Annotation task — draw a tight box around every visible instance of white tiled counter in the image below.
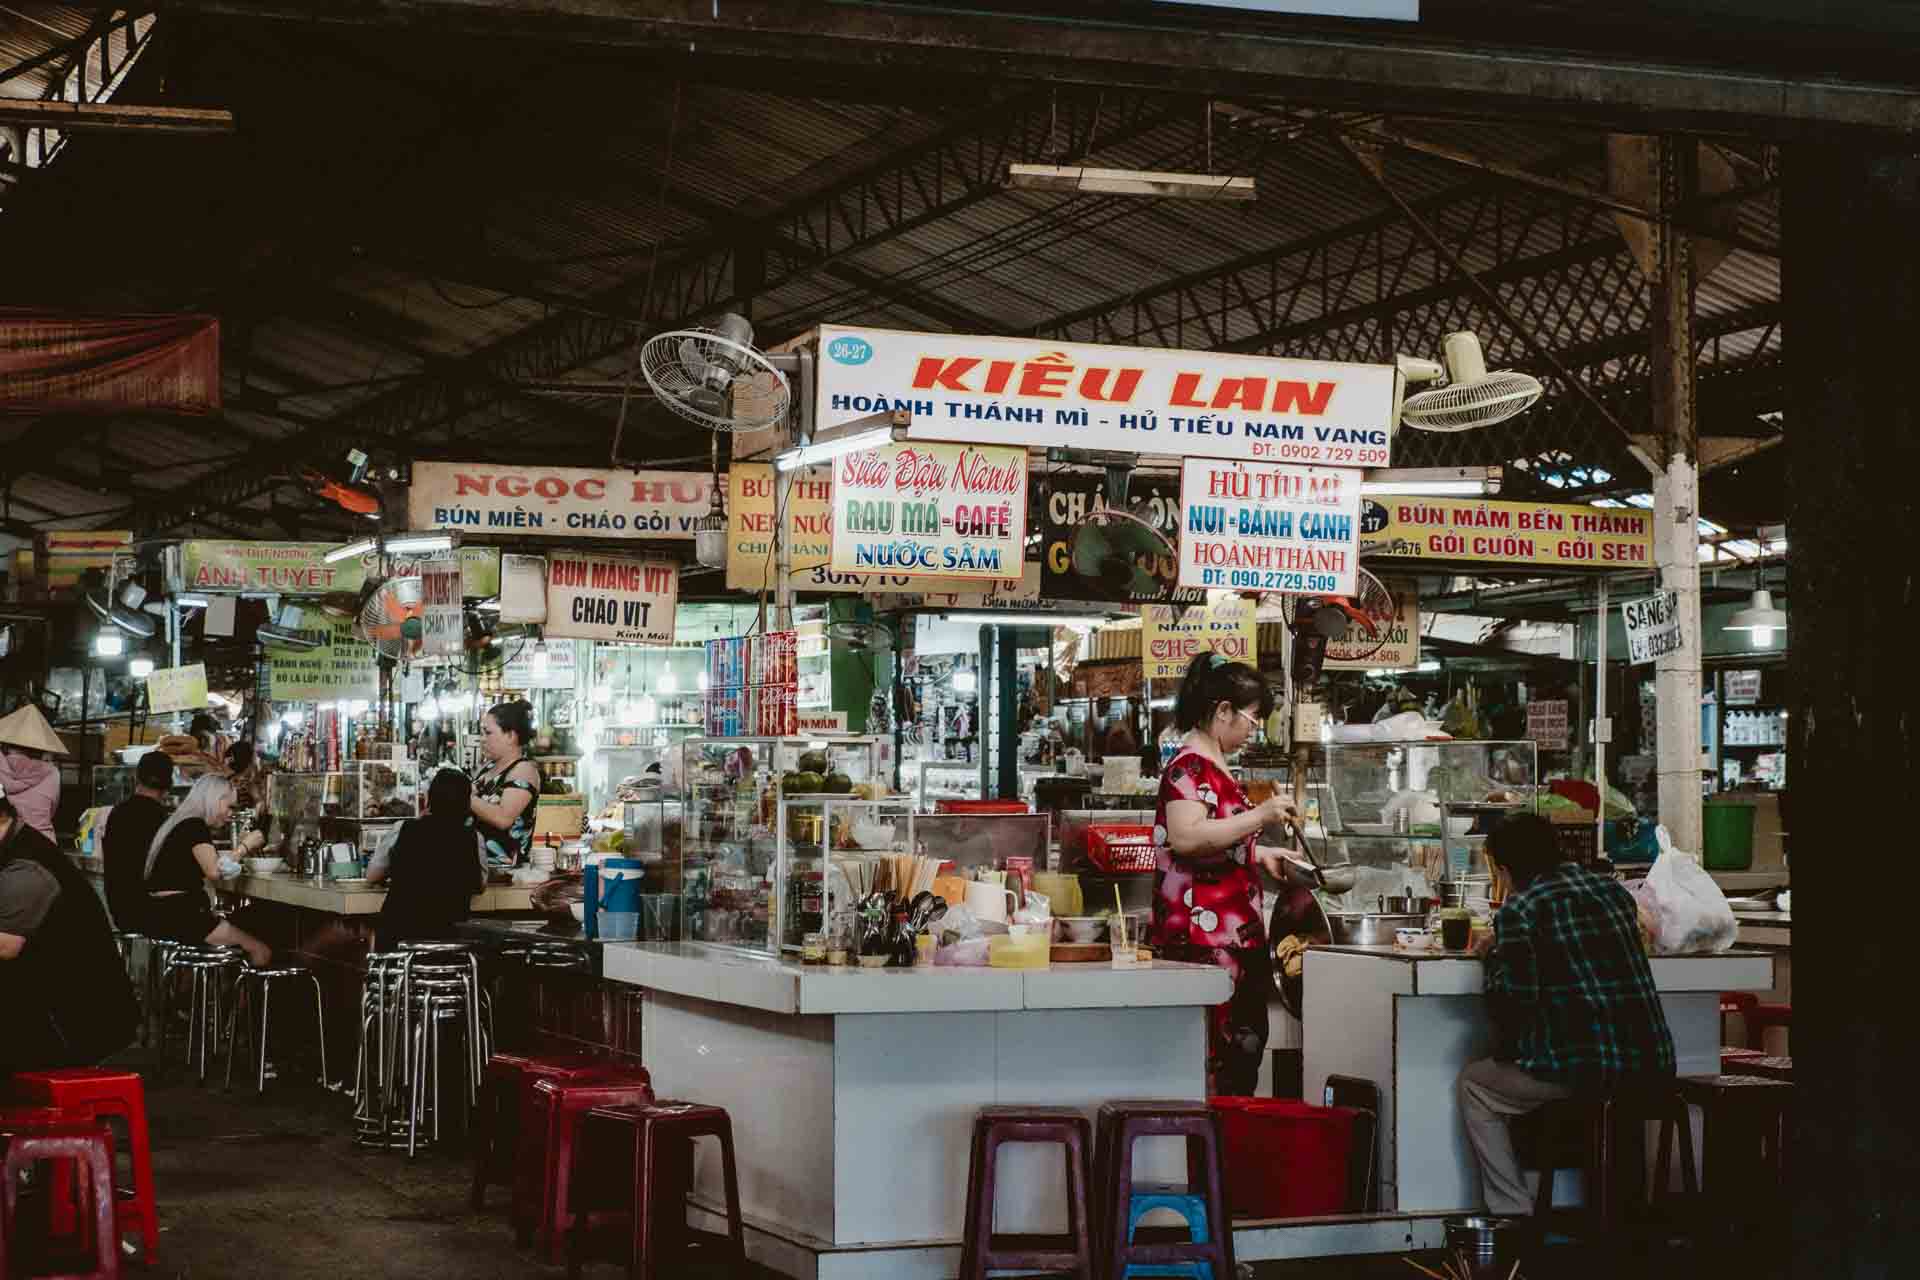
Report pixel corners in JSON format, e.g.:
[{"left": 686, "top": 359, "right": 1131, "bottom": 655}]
[
  {"left": 1303, "top": 945, "right": 1777, "bottom": 1215},
  {"left": 601, "top": 942, "right": 1230, "bottom": 1280}
]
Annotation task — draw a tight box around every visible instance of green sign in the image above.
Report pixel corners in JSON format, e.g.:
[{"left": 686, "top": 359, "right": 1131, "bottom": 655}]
[
  {"left": 265, "top": 615, "right": 379, "bottom": 702},
  {"left": 178, "top": 541, "right": 501, "bottom": 598}
]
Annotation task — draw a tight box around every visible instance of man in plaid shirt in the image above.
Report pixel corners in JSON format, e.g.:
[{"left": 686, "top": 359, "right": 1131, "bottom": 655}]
[{"left": 1458, "top": 815, "right": 1675, "bottom": 1214}]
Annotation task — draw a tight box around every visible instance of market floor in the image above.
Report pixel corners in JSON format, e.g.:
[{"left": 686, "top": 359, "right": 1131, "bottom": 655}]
[{"left": 66, "top": 1058, "right": 1777, "bottom": 1280}]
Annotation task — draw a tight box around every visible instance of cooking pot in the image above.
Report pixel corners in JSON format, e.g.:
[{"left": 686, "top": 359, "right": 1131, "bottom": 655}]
[{"left": 1324, "top": 912, "right": 1430, "bottom": 946}]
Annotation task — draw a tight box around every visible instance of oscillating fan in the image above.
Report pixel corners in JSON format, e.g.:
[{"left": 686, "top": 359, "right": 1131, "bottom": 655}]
[
  {"left": 1069, "top": 508, "right": 1178, "bottom": 598},
  {"left": 1273, "top": 568, "right": 1393, "bottom": 682},
  {"left": 1399, "top": 332, "right": 1544, "bottom": 432},
  {"left": 354, "top": 577, "right": 424, "bottom": 661},
  {"left": 829, "top": 620, "right": 896, "bottom": 655},
  {"left": 460, "top": 609, "right": 534, "bottom": 676},
  {"left": 640, "top": 313, "right": 791, "bottom": 433},
  {"left": 85, "top": 577, "right": 158, "bottom": 639}
]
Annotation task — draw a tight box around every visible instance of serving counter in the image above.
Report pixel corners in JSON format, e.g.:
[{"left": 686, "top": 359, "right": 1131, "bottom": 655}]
[
  {"left": 601, "top": 942, "right": 1229, "bottom": 1280},
  {"left": 1302, "top": 945, "right": 1777, "bottom": 1215}
]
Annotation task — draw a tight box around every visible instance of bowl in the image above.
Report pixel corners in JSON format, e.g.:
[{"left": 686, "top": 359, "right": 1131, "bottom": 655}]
[
  {"left": 1055, "top": 916, "right": 1106, "bottom": 944},
  {"left": 245, "top": 857, "right": 286, "bottom": 875},
  {"left": 1443, "top": 1216, "right": 1524, "bottom": 1272},
  {"left": 857, "top": 955, "right": 889, "bottom": 969},
  {"left": 569, "top": 901, "right": 586, "bottom": 923}
]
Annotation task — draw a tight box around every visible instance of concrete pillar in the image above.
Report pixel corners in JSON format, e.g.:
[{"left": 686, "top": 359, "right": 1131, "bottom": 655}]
[
  {"left": 1783, "top": 142, "right": 1920, "bottom": 1276},
  {"left": 1650, "top": 136, "right": 1704, "bottom": 855}
]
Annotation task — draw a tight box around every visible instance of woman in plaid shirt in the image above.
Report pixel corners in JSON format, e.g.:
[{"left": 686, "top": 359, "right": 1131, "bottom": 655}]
[{"left": 1458, "top": 814, "right": 1675, "bottom": 1214}]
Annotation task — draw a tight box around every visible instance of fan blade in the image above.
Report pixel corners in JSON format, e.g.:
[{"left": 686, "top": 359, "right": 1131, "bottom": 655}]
[{"left": 678, "top": 336, "right": 712, "bottom": 384}]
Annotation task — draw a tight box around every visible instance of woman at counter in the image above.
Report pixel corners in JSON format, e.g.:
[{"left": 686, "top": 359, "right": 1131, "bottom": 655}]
[
  {"left": 142, "top": 774, "right": 272, "bottom": 968},
  {"left": 470, "top": 700, "right": 542, "bottom": 868},
  {"left": 1151, "top": 653, "right": 1303, "bottom": 1095},
  {"left": 369, "top": 768, "right": 486, "bottom": 952}
]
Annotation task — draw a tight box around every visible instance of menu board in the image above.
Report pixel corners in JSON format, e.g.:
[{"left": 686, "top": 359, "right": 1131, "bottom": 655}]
[
  {"left": 543, "top": 553, "right": 677, "bottom": 645},
  {"left": 265, "top": 615, "right": 379, "bottom": 702},
  {"left": 828, "top": 441, "right": 1028, "bottom": 579},
  {"left": 1175, "top": 457, "right": 1360, "bottom": 595},
  {"left": 1140, "top": 597, "right": 1258, "bottom": 680}
]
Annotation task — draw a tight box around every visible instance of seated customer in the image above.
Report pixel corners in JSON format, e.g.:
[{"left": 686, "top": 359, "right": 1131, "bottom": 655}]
[
  {"left": 368, "top": 768, "right": 486, "bottom": 953},
  {"left": 1, "top": 788, "right": 138, "bottom": 1071},
  {"left": 103, "top": 750, "right": 174, "bottom": 933},
  {"left": 1457, "top": 814, "right": 1675, "bottom": 1215},
  {"left": 143, "top": 774, "right": 272, "bottom": 968}
]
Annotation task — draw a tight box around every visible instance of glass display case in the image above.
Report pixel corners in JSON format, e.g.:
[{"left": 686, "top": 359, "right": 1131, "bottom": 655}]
[
  {"left": 265, "top": 771, "right": 390, "bottom": 875},
  {"left": 1310, "top": 739, "right": 1538, "bottom": 915},
  {"left": 618, "top": 797, "right": 686, "bottom": 859},
  {"left": 354, "top": 760, "right": 421, "bottom": 819},
  {"left": 778, "top": 794, "right": 915, "bottom": 954},
  {"left": 678, "top": 735, "right": 882, "bottom": 956},
  {"left": 917, "top": 759, "right": 981, "bottom": 807}
]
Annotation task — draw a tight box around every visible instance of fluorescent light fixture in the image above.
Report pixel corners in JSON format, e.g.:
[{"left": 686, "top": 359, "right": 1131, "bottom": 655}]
[
  {"left": 385, "top": 532, "right": 456, "bottom": 556},
  {"left": 129, "top": 657, "right": 155, "bottom": 678},
  {"left": 937, "top": 611, "right": 1116, "bottom": 626},
  {"left": 1361, "top": 466, "right": 1501, "bottom": 497},
  {"left": 1008, "top": 162, "right": 1257, "bottom": 201},
  {"left": 950, "top": 670, "right": 978, "bottom": 694},
  {"left": 281, "top": 710, "right": 304, "bottom": 727},
  {"left": 324, "top": 538, "right": 377, "bottom": 564},
  {"left": 1418, "top": 660, "right": 1441, "bottom": 672},
  {"left": 173, "top": 594, "right": 210, "bottom": 608},
  {"left": 347, "top": 699, "right": 371, "bottom": 715},
  {"left": 94, "top": 631, "right": 124, "bottom": 657},
  {"left": 775, "top": 424, "right": 895, "bottom": 472}
]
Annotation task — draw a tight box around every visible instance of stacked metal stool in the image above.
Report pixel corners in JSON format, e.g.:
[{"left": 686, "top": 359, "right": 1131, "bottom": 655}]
[{"left": 352, "top": 942, "right": 492, "bottom": 1155}]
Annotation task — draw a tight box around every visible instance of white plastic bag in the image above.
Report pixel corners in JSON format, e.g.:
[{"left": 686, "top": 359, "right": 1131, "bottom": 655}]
[{"left": 1627, "top": 827, "right": 1737, "bottom": 954}]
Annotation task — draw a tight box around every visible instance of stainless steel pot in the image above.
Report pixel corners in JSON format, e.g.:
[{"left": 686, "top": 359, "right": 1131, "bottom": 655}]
[
  {"left": 1324, "top": 913, "right": 1430, "bottom": 946},
  {"left": 1385, "top": 895, "right": 1433, "bottom": 915},
  {"left": 1443, "top": 1215, "right": 1524, "bottom": 1274}
]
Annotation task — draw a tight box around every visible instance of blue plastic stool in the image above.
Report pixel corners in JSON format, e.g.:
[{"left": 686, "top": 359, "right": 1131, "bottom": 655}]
[{"left": 1121, "top": 1183, "right": 1214, "bottom": 1280}]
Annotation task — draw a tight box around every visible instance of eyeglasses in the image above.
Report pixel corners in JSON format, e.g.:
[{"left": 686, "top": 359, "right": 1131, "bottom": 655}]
[{"left": 1233, "top": 709, "right": 1263, "bottom": 729}]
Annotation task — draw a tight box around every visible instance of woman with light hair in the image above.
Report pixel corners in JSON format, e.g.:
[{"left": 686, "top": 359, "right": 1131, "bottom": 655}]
[{"left": 143, "top": 773, "right": 271, "bottom": 967}]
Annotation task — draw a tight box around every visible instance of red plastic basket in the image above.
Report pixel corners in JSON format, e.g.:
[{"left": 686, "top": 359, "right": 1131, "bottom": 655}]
[{"left": 1085, "top": 824, "right": 1157, "bottom": 873}]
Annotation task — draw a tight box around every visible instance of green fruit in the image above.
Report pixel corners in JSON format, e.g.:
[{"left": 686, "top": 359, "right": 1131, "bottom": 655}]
[
  {"left": 798, "top": 750, "right": 831, "bottom": 775},
  {"left": 792, "top": 771, "right": 825, "bottom": 794},
  {"left": 781, "top": 771, "right": 803, "bottom": 792},
  {"left": 823, "top": 772, "right": 853, "bottom": 795}
]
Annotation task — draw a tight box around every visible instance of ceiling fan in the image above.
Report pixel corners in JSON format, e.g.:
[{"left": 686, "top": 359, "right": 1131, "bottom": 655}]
[{"left": 640, "top": 313, "right": 792, "bottom": 434}]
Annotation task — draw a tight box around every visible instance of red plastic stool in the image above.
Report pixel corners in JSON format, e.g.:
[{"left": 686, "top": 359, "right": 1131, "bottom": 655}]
[
  {"left": 12, "top": 1069, "right": 159, "bottom": 1267},
  {"left": 1208, "top": 1097, "right": 1363, "bottom": 1218},
  {"left": 517, "top": 1075, "right": 656, "bottom": 1262},
  {"left": 0, "top": 1120, "right": 120, "bottom": 1279},
  {"left": 564, "top": 1101, "right": 745, "bottom": 1279},
  {"left": 470, "top": 1052, "right": 638, "bottom": 1212},
  {"left": 1095, "top": 1100, "right": 1235, "bottom": 1280},
  {"left": 1745, "top": 1003, "right": 1791, "bottom": 1053},
  {"left": 961, "top": 1105, "right": 1095, "bottom": 1280}
]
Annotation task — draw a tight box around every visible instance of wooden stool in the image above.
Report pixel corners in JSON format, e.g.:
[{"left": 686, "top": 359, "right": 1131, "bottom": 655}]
[
  {"left": 961, "top": 1105, "right": 1095, "bottom": 1280},
  {"left": 1093, "top": 1100, "right": 1232, "bottom": 1280},
  {"left": 1676, "top": 1073, "right": 1792, "bottom": 1237},
  {"left": 564, "top": 1101, "right": 745, "bottom": 1279},
  {"left": 518, "top": 1076, "right": 656, "bottom": 1262},
  {"left": 0, "top": 1120, "right": 121, "bottom": 1279},
  {"left": 1521, "top": 1083, "right": 1697, "bottom": 1241},
  {"left": 470, "top": 1052, "right": 637, "bottom": 1212},
  {"left": 11, "top": 1069, "right": 160, "bottom": 1267}
]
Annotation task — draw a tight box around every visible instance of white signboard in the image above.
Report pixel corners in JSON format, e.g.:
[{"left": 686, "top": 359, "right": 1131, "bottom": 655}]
[
  {"left": 419, "top": 558, "right": 464, "bottom": 657},
  {"left": 145, "top": 663, "right": 208, "bottom": 715},
  {"left": 828, "top": 440, "right": 1028, "bottom": 579},
  {"left": 544, "top": 553, "right": 678, "bottom": 645},
  {"left": 868, "top": 562, "right": 1043, "bottom": 611},
  {"left": 1621, "top": 590, "right": 1684, "bottom": 666},
  {"left": 503, "top": 639, "right": 578, "bottom": 690},
  {"left": 1175, "top": 457, "right": 1360, "bottom": 595},
  {"left": 798, "top": 711, "right": 849, "bottom": 734},
  {"left": 817, "top": 325, "right": 1398, "bottom": 468},
  {"left": 1724, "top": 669, "right": 1762, "bottom": 705},
  {"left": 1526, "top": 699, "right": 1570, "bottom": 751},
  {"left": 1324, "top": 577, "right": 1420, "bottom": 671},
  {"left": 408, "top": 462, "right": 715, "bottom": 540},
  {"left": 498, "top": 553, "right": 548, "bottom": 623}
]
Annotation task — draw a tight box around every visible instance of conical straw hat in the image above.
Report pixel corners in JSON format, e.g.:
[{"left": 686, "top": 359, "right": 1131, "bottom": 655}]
[{"left": 0, "top": 703, "right": 69, "bottom": 756}]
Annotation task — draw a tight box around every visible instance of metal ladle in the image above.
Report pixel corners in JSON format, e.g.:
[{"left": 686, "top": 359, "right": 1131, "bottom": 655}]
[{"left": 1286, "top": 818, "right": 1359, "bottom": 896}]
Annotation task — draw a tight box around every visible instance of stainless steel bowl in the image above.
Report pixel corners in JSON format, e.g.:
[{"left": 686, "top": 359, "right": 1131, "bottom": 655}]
[
  {"left": 1324, "top": 912, "right": 1430, "bottom": 946},
  {"left": 1443, "top": 1215, "right": 1525, "bottom": 1273}
]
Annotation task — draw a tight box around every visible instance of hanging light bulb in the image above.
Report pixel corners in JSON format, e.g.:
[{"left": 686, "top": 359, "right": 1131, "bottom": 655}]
[
  {"left": 659, "top": 670, "right": 678, "bottom": 695},
  {"left": 592, "top": 681, "right": 613, "bottom": 705},
  {"left": 531, "top": 642, "right": 551, "bottom": 679},
  {"left": 617, "top": 696, "right": 639, "bottom": 724},
  {"left": 698, "top": 670, "right": 710, "bottom": 691},
  {"left": 129, "top": 657, "right": 155, "bottom": 679},
  {"left": 638, "top": 694, "right": 659, "bottom": 725},
  {"left": 94, "top": 631, "right": 124, "bottom": 657},
  {"left": 419, "top": 697, "right": 440, "bottom": 721}
]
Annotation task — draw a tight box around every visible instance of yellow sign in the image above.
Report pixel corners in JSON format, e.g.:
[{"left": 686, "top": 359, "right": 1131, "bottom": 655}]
[
  {"left": 265, "top": 615, "right": 379, "bottom": 702},
  {"left": 1324, "top": 577, "right": 1420, "bottom": 671},
  {"left": 1359, "top": 497, "right": 1653, "bottom": 569},
  {"left": 726, "top": 462, "right": 1037, "bottom": 596},
  {"left": 145, "top": 663, "right": 209, "bottom": 715},
  {"left": 1141, "top": 597, "right": 1258, "bottom": 681}
]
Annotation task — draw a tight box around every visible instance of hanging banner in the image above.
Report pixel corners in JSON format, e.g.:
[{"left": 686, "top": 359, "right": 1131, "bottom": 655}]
[
  {"left": 1358, "top": 497, "right": 1653, "bottom": 569},
  {"left": 817, "top": 324, "right": 1396, "bottom": 467},
  {"left": 265, "top": 615, "right": 379, "bottom": 702},
  {"left": 0, "top": 309, "right": 220, "bottom": 415},
  {"left": 1176, "top": 457, "right": 1360, "bottom": 595},
  {"left": 174, "top": 541, "right": 499, "bottom": 597},
  {"left": 42, "top": 530, "right": 132, "bottom": 595},
  {"left": 499, "top": 553, "right": 548, "bottom": 623},
  {"left": 407, "top": 462, "right": 715, "bottom": 539},
  {"left": 1622, "top": 590, "right": 1684, "bottom": 665},
  {"left": 145, "top": 663, "right": 209, "bottom": 715},
  {"left": 827, "top": 441, "right": 1028, "bottom": 580},
  {"left": 1324, "top": 577, "right": 1421, "bottom": 671},
  {"left": 503, "top": 639, "right": 578, "bottom": 690},
  {"left": 1526, "top": 699, "right": 1570, "bottom": 751},
  {"left": 544, "top": 553, "right": 678, "bottom": 645},
  {"left": 727, "top": 462, "right": 1036, "bottom": 597},
  {"left": 1037, "top": 472, "right": 1198, "bottom": 605},
  {"left": 1140, "top": 597, "right": 1258, "bottom": 680},
  {"left": 419, "top": 558, "right": 464, "bottom": 657}
]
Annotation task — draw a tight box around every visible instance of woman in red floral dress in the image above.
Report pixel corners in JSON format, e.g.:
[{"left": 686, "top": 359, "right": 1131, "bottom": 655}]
[{"left": 1152, "top": 653, "right": 1310, "bottom": 1095}]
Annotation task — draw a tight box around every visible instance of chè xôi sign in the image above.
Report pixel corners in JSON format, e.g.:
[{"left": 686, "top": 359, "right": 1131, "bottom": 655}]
[
  {"left": 828, "top": 441, "right": 1028, "bottom": 579},
  {"left": 543, "top": 553, "right": 677, "bottom": 645},
  {"left": 1141, "top": 597, "right": 1258, "bottom": 680}
]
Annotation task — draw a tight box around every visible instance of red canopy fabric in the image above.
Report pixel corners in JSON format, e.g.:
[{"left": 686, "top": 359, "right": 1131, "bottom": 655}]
[{"left": 0, "top": 308, "right": 219, "bottom": 415}]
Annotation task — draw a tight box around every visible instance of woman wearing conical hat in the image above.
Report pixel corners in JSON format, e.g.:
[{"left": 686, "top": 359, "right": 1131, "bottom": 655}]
[{"left": 0, "top": 704, "right": 67, "bottom": 844}]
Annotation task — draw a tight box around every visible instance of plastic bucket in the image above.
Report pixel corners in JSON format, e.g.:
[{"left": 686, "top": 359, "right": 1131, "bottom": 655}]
[{"left": 1702, "top": 801, "right": 1756, "bottom": 871}]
